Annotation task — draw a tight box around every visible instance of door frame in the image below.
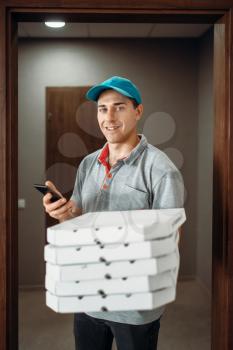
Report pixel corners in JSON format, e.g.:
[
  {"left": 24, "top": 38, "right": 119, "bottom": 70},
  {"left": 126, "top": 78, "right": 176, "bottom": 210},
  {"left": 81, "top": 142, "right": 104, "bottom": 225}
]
[{"left": 0, "top": 1, "right": 233, "bottom": 350}]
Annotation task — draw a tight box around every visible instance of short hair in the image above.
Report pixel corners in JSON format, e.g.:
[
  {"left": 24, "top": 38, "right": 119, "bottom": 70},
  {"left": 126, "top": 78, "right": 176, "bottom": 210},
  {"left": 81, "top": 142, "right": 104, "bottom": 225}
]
[{"left": 130, "top": 98, "right": 139, "bottom": 109}]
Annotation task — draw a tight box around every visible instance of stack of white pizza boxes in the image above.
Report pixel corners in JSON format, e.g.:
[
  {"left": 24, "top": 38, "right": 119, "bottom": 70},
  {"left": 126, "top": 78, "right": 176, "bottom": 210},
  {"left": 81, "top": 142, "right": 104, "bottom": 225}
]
[{"left": 45, "top": 208, "right": 186, "bottom": 313}]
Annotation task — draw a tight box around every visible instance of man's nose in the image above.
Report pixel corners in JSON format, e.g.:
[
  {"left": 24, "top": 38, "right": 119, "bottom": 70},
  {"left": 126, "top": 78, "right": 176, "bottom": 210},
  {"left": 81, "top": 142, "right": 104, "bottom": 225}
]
[{"left": 105, "top": 108, "right": 115, "bottom": 119}]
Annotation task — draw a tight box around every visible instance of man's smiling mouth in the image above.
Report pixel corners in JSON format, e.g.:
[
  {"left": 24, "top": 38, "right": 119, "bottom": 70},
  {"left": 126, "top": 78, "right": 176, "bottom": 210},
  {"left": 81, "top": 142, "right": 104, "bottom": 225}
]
[{"left": 105, "top": 126, "right": 121, "bottom": 131}]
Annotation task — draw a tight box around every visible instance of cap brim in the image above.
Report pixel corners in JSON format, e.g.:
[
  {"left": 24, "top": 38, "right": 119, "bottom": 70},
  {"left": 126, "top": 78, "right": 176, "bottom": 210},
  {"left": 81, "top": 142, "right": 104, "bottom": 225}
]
[{"left": 86, "top": 84, "right": 136, "bottom": 102}]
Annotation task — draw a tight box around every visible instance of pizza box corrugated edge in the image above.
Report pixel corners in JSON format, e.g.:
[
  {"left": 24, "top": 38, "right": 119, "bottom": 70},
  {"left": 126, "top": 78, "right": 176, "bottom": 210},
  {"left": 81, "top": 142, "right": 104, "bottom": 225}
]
[
  {"left": 47, "top": 209, "right": 186, "bottom": 246},
  {"left": 45, "top": 252, "right": 178, "bottom": 281},
  {"left": 46, "top": 286, "right": 176, "bottom": 313}
]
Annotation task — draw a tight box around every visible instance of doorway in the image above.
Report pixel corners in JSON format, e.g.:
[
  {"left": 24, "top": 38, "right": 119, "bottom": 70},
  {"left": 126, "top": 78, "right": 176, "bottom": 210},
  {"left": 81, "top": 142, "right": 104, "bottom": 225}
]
[
  {"left": 0, "top": 5, "right": 232, "bottom": 350},
  {"left": 18, "top": 25, "right": 213, "bottom": 349}
]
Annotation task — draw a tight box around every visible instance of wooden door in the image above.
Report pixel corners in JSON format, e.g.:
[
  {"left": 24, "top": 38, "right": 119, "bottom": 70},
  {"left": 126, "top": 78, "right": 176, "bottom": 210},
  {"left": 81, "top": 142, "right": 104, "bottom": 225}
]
[{"left": 46, "top": 87, "right": 105, "bottom": 226}]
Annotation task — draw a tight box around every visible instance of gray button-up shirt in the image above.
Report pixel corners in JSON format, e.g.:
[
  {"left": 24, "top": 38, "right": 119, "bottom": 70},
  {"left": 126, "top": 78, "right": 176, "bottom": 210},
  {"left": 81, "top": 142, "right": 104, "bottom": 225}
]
[{"left": 71, "top": 133, "right": 184, "bottom": 325}]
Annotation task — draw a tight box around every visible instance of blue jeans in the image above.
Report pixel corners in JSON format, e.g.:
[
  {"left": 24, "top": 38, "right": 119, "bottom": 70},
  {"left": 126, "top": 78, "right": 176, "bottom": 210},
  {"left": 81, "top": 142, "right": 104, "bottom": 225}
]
[{"left": 74, "top": 313, "right": 161, "bottom": 350}]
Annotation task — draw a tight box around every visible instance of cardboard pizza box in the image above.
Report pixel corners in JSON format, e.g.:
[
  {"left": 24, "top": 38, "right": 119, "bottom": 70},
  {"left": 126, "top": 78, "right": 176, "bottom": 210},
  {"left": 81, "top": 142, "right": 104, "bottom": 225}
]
[
  {"left": 46, "top": 286, "right": 176, "bottom": 313},
  {"left": 45, "top": 270, "right": 176, "bottom": 296},
  {"left": 47, "top": 208, "right": 186, "bottom": 246},
  {"left": 45, "top": 251, "right": 178, "bottom": 281},
  {"left": 44, "top": 234, "right": 177, "bottom": 265}
]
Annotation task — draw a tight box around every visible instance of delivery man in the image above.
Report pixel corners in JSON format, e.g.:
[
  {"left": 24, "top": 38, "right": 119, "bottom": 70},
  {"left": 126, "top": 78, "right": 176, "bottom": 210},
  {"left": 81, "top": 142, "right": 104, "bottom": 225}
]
[{"left": 43, "top": 76, "right": 184, "bottom": 350}]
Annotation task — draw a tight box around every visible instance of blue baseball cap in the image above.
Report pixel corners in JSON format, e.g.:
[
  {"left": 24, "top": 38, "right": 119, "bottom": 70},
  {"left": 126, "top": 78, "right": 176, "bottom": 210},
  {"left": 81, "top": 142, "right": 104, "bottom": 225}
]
[{"left": 86, "top": 76, "right": 142, "bottom": 105}]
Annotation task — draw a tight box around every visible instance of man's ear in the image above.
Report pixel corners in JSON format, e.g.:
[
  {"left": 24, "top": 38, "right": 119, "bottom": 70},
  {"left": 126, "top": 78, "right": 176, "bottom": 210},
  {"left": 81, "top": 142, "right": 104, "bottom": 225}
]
[{"left": 135, "top": 104, "right": 143, "bottom": 121}]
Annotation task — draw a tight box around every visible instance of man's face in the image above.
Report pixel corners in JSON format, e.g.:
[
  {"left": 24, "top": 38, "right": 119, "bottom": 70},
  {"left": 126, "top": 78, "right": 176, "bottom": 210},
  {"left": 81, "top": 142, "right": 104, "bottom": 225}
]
[{"left": 97, "top": 89, "right": 143, "bottom": 144}]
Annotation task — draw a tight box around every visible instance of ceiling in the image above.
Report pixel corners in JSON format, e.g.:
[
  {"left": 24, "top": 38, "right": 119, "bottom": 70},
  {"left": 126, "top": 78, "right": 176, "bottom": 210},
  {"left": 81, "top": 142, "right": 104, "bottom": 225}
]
[{"left": 18, "top": 22, "right": 213, "bottom": 38}]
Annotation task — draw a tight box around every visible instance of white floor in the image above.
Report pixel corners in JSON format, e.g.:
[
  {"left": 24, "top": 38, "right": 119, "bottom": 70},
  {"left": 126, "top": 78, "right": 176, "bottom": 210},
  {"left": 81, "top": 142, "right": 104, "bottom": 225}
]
[{"left": 19, "top": 280, "right": 211, "bottom": 350}]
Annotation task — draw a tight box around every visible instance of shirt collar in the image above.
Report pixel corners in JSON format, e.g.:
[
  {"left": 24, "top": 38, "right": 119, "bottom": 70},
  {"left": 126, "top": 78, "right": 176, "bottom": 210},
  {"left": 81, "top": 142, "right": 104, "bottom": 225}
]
[
  {"left": 98, "top": 134, "right": 148, "bottom": 169},
  {"left": 123, "top": 134, "right": 148, "bottom": 165},
  {"left": 98, "top": 142, "right": 111, "bottom": 173}
]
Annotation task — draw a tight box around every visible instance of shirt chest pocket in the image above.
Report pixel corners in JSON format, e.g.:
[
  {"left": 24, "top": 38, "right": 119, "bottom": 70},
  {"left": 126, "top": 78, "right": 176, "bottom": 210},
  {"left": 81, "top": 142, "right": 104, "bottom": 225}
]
[{"left": 113, "top": 184, "right": 150, "bottom": 211}]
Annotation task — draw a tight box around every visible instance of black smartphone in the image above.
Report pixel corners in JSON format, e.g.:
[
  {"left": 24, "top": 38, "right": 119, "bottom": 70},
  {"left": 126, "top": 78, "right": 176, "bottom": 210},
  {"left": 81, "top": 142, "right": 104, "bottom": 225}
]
[{"left": 33, "top": 184, "right": 63, "bottom": 203}]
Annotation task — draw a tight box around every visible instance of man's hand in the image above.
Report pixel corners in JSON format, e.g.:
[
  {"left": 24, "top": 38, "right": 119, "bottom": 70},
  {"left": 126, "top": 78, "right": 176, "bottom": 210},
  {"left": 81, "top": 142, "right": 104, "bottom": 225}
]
[{"left": 43, "top": 180, "right": 82, "bottom": 222}]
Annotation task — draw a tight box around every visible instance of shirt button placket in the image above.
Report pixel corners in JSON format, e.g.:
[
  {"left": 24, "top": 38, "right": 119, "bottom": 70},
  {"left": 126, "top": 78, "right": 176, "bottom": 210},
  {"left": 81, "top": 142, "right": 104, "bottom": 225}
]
[{"left": 102, "top": 172, "right": 112, "bottom": 190}]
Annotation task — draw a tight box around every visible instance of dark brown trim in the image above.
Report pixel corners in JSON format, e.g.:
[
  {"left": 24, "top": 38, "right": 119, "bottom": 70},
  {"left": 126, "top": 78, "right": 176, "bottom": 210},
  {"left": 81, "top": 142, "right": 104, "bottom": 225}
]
[
  {"left": 225, "top": 8, "right": 233, "bottom": 349},
  {"left": 212, "top": 11, "right": 230, "bottom": 350},
  {"left": 0, "top": 2, "right": 233, "bottom": 350},
  {"left": 228, "top": 9, "right": 233, "bottom": 350},
  {"left": 11, "top": 10, "right": 224, "bottom": 23},
  {"left": 0, "top": 4, "right": 7, "bottom": 350},
  {"left": 6, "top": 8, "right": 18, "bottom": 350},
  {"left": 2, "top": 0, "right": 233, "bottom": 10},
  {"left": 9, "top": 7, "right": 225, "bottom": 22}
]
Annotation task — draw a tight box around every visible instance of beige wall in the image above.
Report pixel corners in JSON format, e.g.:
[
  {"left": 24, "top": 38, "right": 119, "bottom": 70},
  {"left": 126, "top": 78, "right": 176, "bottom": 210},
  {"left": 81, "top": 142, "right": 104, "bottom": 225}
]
[
  {"left": 18, "top": 35, "right": 212, "bottom": 287},
  {"left": 196, "top": 28, "right": 213, "bottom": 291}
]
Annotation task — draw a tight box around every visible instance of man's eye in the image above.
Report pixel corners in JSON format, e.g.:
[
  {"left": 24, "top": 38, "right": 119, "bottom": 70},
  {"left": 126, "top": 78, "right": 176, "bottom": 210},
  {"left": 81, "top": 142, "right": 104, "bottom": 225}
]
[
  {"left": 116, "top": 106, "right": 124, "bottom": 111},
  {"left": 99, "top": 108, "right": 107, "bottom": 113}
]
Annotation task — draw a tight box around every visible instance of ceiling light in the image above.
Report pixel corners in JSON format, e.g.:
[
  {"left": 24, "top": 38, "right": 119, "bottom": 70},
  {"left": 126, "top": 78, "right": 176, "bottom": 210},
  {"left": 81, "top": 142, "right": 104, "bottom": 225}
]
[{"left": 45, "top": 22, "right": 65, "bottom": 28}]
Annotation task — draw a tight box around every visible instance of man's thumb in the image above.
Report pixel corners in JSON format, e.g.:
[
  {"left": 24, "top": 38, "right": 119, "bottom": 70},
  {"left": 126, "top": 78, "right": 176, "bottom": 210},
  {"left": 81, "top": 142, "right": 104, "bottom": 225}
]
[{"left": 45, "top": 180, "right": 63, "bottom": 198}]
